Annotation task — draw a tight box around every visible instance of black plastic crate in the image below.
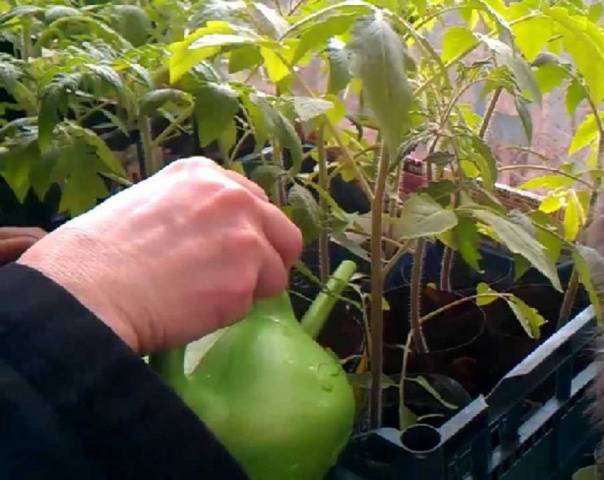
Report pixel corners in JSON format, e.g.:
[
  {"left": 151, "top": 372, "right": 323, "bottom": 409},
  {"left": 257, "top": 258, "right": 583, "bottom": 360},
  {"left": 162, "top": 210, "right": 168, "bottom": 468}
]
[{"left": 333, "top": 307, "right": 599, "bottom": 479}]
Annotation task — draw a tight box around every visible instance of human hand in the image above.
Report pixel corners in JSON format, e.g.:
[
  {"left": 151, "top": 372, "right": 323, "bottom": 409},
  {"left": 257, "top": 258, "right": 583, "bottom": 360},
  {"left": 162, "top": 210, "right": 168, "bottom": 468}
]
[
  {"left": 19, "top": 157, "right": 302, "bottom": 353},
  {"left": 0, "top": 227, "right": 46, "bottom": 266}
]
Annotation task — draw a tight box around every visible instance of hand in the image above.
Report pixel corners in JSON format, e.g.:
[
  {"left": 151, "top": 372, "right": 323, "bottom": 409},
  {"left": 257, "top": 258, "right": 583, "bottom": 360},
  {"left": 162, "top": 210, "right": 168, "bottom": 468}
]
[
  {"left": 19, "top": 157, "right": 302, "bottom": 353},
  {"left": 0, "top": 227, "right": 46, "bottom": 266}
]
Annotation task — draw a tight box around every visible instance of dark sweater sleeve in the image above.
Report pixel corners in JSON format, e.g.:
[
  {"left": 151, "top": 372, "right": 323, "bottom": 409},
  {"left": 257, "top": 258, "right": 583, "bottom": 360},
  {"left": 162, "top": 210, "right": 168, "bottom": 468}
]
[{"left": 0, "top": 262, "right": 248, "bottom": 480}]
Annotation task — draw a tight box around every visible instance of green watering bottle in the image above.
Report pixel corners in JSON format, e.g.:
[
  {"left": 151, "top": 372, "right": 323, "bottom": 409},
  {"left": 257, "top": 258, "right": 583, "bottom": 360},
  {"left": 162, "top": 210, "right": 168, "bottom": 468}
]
[{"left": 152, "top": 261, "right": 357, "bottom": 479}]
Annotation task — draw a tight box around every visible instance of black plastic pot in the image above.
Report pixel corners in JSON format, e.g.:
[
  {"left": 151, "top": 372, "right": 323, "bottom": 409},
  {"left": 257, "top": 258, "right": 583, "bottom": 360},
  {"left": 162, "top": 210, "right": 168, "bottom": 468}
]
[{"left": 330, "top": 306, "right": 599, "bottom": 479}]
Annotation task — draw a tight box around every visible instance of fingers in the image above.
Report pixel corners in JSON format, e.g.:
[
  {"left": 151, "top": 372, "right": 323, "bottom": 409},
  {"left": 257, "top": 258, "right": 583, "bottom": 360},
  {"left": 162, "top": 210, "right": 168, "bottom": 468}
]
[
  {"left": 0, "top": 227, "right": 46, "bottom": 240},
  {"left": 254, "top": 238, "right": 289, "bottom": 298},
  {"left": 0, "top": 237, "right": 42, "bottom": 265},
  {"left": 260, "top": 201, "right": 303, "bottom": 271},
  {"left": 176, "top": 156, "right": 268, "bottom": 202}
]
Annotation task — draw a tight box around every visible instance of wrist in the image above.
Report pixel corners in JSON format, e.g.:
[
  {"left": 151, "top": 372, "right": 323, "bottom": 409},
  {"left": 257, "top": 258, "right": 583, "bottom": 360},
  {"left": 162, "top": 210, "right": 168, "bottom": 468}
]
[{"left": 17, "top": 229, "right": 141, "bottom": 353}]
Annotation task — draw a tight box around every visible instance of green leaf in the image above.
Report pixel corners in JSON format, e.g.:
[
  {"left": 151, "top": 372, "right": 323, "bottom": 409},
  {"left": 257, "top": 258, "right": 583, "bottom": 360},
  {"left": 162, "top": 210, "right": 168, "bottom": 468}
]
[
  {"left": 441, "top": 26, "right": 476, "bottom": 64},
  {"left": 65, "top": 123, "right": 125, "bottom": 176},
  {"left": 260, "top": 47, "right": 290, "bottom": 83},
  {"left": 573, "top": 465, "right": 598, "bottom": 480},
  {"left": 397, "top": 194, "right": 458, "bottom": 239},
  {"left": 327, "top": 39, "right": 351, "bottom": 94},
  {"left": 54, "top": 143, "right": 109, "bottom": 217},
  {"left": 563, "top": 190, "right": 585, "bottom": 241},
  {"left": 251, "top": 164, "right": 285, "bottom": 194},
  {"left": 530, "top": 210, "right": 563, "bottom": 264},
  {"left": 513, "top": 254, "right": 531, "bottom": 281},
  {"left": 348, "top": 12, "right": 412, "bottom": 151},
  {"left": 284, "top": 0, "right": 371, "bottom": 37},
  {"left": 0, "top": 141, "right": 34, "bottom": 202},
  {"left": 109, "top": 5, "right": 151, "bottom": 47},
  {"left": 506, "top": 295, "right": 547, "bottom": 339},
  {"left": 539, "top": 193, "right": 563, "bottom": 213},
  {"left": 292, "top": 97, "right": 334, "bottom": 122},
  {"left": 547, "top": 7, "right": 604, "bottom": 104},
  {"left": 534, "top": 63, "right": 568, "bottom": 94},
  {"left": 565, "top": 79, "right": 586, "bottom": 117},
  {"left": 229, "top": 45, "right": 263, "bottom": 73},
  {"left": 247, "top": 2, "right": 288, "bottom": 39},
  {"left": 569, "top": 113, "right": 600, "bottom": 154},
  {"left": 479, "top": 35, "right": 541, "bottom": 104},
  {"left": 139, "top": 88, "right": 192, "bottom": 116},
  {"left": 469, "top": 136, "right": 497, "bottom": 189},
  {"left": 519, "top": 174, "right": 576, "bottom": 190},
  {"left": 588, "top": 3, "right": 604, "bottom": 22},
  {"left": 471, "top": 209, "right": 561, "bottom": 291},
  {"left": 453, "top": 215, "right": 481, "bottom": 270},
  {"left": 512, "top": 16, "right": 553, "bottom": 62},
  {"left": 194, "top": 83, "right": 239, "bottom": 147},
  {"left": 38, "top": 72, "right": 81, "bottom": 152},
  {"left": 294, "top": 14, "right": 357, "bottom": 64},
  {"left": 476, "top": 282, "right": 498, "bottom": 306},
  {"left": 573, "top": 245, "right": 604, "bottom": 321},
  {"left": 288, "top": 183, "right": 321, "bottom": 245}
]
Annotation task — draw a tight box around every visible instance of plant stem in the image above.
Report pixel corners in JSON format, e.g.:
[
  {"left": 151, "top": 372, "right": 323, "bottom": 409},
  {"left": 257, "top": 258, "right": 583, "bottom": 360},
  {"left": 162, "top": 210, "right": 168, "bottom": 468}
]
[
  {"left": 440, "top": 245, "right": 454, "bottom": 292},
  {"left": 369, "top": 146, "right": 390, "bottom": 429},
  {"left": 151, "top": 105, "right": 193, "bottom": 149},
  {"left": 301, "top": 260, "right": 357, "bottom": 339},
  {"left": 557, "top": 268, "right": 579, "bottom": 327},
  {"left": 479, "top": 87, "right": 502, "bottom": 139},
  {"left": 410, "top": 238, "right": 428, "bottom": 353},
  {"left": 21, "top": 19, "right": 32, "bottom": 60},
  {"left": 139, "top": 116, "right": 161, "bottom": 175},
  {"left": 272, "top": 138, "right": 285, "bottom": 206},
  {"left": 317, "top": 126, "right": 331, "bottom": 283}
]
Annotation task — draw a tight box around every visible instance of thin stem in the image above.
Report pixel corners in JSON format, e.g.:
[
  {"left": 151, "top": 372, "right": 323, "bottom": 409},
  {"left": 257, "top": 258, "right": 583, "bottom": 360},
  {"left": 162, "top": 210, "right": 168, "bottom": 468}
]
[
  {"left": 383, "top": 240, "right": 412, "bottom": 280},
  {"left": 498, "top": 165, "right": 594, "bottom": 189},
  {"left": 479, "top": 87, "right": 502, "bottom": 139},
  {"left": 21, "top": 19, "right": 32, "bottom": 60},
  {"left": 557, "top": 268, "right": 579, "bottom": 327},
  {"left": 151, "top": 105, "right": 193, "bottom": 149},
  {"left": 369, "top": 146, "right": 390, "bottom": 429},
  {"left": 410, "top": 238, "right": 428, "bottom": 353},
  {"left": 272, "top": 138, "right": 285, "bottom": 207},
  {"left": 139, "top": 116, "right": 161, "bottom": 175},
  {"left": 317, "top": 126, "right": 331, "bottom": 283},
  {"left": 440, "top": 246, "right": 454, "bottom": 292},
  {"left": 229, "top": 130, "right": 252, "bottom": 164}
]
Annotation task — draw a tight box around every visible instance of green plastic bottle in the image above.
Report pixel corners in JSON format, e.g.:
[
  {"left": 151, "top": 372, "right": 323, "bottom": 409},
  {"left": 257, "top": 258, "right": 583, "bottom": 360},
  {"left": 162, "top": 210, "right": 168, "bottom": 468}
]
[{"left": 153, "top": 261, "right": 357, "bottom": 479}]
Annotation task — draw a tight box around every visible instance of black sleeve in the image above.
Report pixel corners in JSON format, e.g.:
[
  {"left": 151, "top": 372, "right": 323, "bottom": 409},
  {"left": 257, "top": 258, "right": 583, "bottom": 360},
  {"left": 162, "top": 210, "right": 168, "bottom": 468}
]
[{"left": 0, "top": 262, "right": 248, "bottom": 480}]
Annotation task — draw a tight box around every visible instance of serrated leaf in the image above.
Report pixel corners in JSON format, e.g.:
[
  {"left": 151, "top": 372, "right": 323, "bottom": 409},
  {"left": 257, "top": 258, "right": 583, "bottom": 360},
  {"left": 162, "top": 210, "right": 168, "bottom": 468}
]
[
  {"left": 284, "top": 0, "right": 371, "bottom": 37},
  {"left": 441, "top": 26, "right": 476, "bottom": 64},
  {"left": 260, "top": 47, "right": 290, "bottom": 83},
  {"left": 327, "top": 39, "right": 351, "bottom": 94},
  {"left": 292, "top": 97, "right": 334, "bottom": 122},
  {"left": 534, "top": 63, "right": 567, "bottom": 94},
  {"left": 348, "top": 12, "right": 412, "bottom": 150},
  {"left": 194, "top": 83, "right": 239, "bottom": 147},
  {"left": 139, "top": 88, "right": 191, "bottom": 116},
  {"left": 65, "top": 123, "right": 125, "bottom": 176},
  {"left": 110, "top": 5, "right": 151, "bottom": 47},
  {"left": 506, "top": 295, "right": 546, "bottom": 339},
  {"left": 513, "top": 254, "right": 531, "bottom": 281},
  {"left": 397, "top": 193, "right": 458, "bottom": 239},
  {"left": 471, "top": 209, "right": 561, "bottom": 291},
  {"left": 229, "top": 45, "right": 262, "bottom": 73},
  {"left": 539, "top": 193, "right": 563, "bottom": 213},
  {"left": 512, "top": 16, "right": 553, "bottom": 62},
  {"left": 520, "top": 175, "right": 576, "bottom": 190},
  {"left": 288, "top": 183, "right": 321, "bottom": 245},
  {"left": 573, "top": 245, "right": 604, "bottom": 320},
  {"left": 54, "top": 143, "right": 109, "bottom": 217},
  {"left": 251, "top": 164, "right": 285, "bottom": 194},
  {"left": 469, "top": 136, "right": 497, "bottom": 189},
  {"left": 476, "top": 282, "right": 498, "bottom": 306},
  {"left": 479, "top": 35, "right": 541, "bottom": 104},
  {"left": 247, "top": 2, "right": 288, "bottom": 39},
  {"left": 569, "top": 113, "right": 600, "bottom": 154},
  {"left": 531, "top": 210, "right": 563, "bottom": 264},
  {"left": 566, "top": 79, "right": 586, "bottom": 117},
  {"left": 547, "top": 7, "right": 604, "bottom": 104},
  {"left": 294, "top": 14, "right": 357, "bottom": 64},
  {"left": 0, "top": 141, "right": 34, "bottom": 202},
  {"left": 563, "top": 190, "right": 585, "bottom": 241},
  {"left": 453, "top": 215, "right": 481, "bottom": 270}
]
